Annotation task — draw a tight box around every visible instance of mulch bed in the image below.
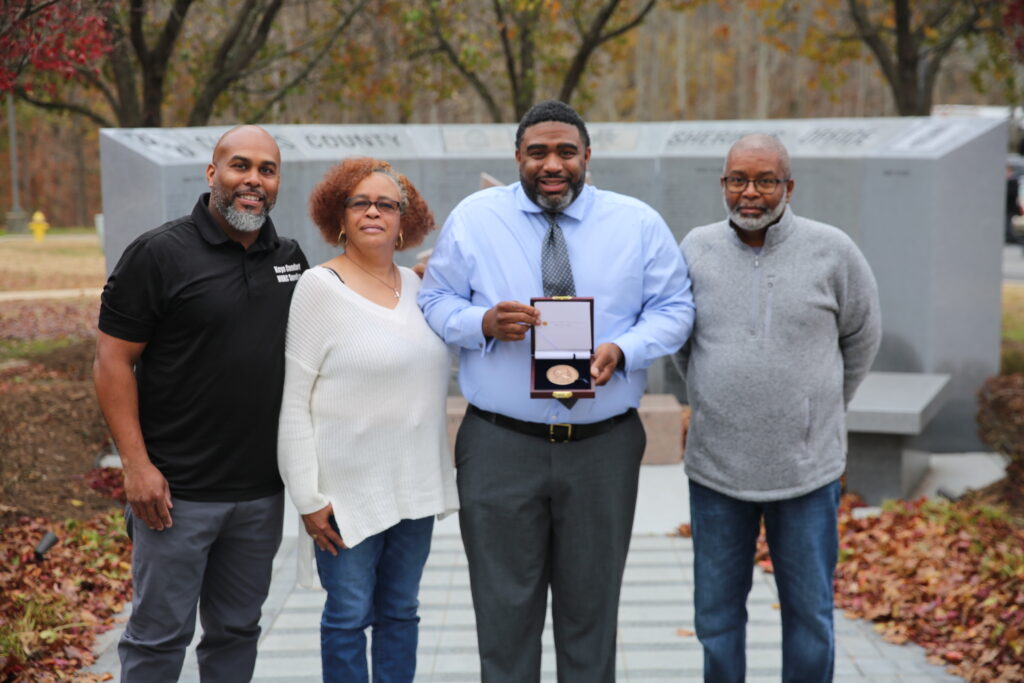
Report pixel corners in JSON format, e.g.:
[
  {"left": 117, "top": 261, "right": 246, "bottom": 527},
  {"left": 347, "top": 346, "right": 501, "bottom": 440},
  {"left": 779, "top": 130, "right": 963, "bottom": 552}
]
[{"left": 0, "top": 341, "right": 115, "bottom": 529}]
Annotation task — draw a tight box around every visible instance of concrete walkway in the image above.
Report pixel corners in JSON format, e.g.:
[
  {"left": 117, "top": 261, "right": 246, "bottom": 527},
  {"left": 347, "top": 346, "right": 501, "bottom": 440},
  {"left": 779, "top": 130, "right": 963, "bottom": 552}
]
[{"left": 86, "top": 456, "right": 1006, "bottom": 682}]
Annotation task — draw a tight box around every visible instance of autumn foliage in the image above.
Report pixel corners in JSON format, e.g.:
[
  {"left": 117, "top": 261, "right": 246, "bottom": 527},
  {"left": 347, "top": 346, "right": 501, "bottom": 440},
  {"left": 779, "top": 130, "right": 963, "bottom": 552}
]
[
  {"left": 0, "top": 1, "right": 111, "bottom": 93},
  {"left": 1006, "top": 0, "right": 1024, "bottom": 61},
  {"left": 976, "top": 374, "right": 1024, "bottom": 490},
  {"left": 0, "top": 512, "right": 131, "bottom": 682},
  {"left": 836, "top": 497, "right": 1024, "bottom": 682}
]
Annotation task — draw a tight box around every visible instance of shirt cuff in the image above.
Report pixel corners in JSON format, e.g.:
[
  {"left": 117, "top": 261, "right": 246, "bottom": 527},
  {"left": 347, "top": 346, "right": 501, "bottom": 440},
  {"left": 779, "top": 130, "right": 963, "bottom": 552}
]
[
  {"left": 452, "top": 305, "right": 489, "bottom": 351},
  {"left": 610, "top": 332, "right": 644, "bottom": 376}
]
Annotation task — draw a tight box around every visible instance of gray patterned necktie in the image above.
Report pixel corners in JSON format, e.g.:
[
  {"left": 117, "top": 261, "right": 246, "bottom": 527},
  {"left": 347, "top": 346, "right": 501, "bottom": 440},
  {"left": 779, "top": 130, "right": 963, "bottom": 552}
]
[
  {"left": 542, "top": 212, "right": 576, "bottom": 297},
  {"left": 541, "top": 212, "right": 578, "bottom": 409}
]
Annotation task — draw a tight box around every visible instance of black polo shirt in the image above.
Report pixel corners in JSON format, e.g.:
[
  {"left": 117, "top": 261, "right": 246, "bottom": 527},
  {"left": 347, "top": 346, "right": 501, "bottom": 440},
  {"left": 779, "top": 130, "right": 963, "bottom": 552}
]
[{"left": 99, "top": 194, "right": 308, "bottom": 502}]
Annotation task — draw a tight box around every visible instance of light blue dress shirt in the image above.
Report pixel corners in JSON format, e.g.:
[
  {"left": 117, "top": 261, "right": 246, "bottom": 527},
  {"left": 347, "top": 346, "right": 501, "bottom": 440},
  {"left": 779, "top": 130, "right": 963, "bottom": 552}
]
[{"left": 418, "top": 182, "right": 695, "bottom": 425}]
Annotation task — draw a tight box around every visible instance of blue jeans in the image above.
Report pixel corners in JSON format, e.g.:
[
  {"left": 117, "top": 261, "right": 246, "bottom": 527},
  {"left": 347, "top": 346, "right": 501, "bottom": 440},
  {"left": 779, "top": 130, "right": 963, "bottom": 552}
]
[
  {"left": 315, "top": 516, "right": 434, "bottom": 683},
  {"left": 689, "top": 479, "right": 840, "bottom": 683}
]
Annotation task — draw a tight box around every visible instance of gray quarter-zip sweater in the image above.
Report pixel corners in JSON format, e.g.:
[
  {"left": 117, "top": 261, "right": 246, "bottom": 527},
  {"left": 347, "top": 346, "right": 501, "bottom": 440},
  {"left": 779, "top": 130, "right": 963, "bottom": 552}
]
[{"left": 678, "top": 207, "right": 881, "bottom": 501}]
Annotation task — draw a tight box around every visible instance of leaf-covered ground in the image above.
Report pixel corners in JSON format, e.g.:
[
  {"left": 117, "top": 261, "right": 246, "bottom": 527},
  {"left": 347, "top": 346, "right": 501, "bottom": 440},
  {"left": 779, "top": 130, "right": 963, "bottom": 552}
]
[
  {"left": 0, "top": 512, "right": 129, "bottom": 682},
  {"left": 0, "top": 298, "right": 100, "bottom": 362},
  {"left": 0, "top": 295, "right": 127, "bottom": 681},
  {"left": 718, "top": 493, "right": 1024, "bottom": 682},
  {"left": 835, "top": 496, "right": 1024, "bottom": 682}
]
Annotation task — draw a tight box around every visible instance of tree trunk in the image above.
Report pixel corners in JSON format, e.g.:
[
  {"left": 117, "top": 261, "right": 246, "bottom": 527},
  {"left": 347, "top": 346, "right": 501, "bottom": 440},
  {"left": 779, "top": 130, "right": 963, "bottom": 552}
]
[
  {"left": 755, "top": 38, "right": 771, "bottom": 119},
  {"left": 674, "top": 11, "right": 687, "bottom": 119}
]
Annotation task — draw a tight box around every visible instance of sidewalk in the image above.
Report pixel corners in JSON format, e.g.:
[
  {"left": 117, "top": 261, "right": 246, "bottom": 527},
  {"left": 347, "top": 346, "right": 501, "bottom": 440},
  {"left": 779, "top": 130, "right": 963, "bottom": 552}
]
[
  {"left": 0, "top": 287, "right": 101, "bottom": 302},
  {"left": 87, "top": 457, "right": 1006, "bottom": 682}
]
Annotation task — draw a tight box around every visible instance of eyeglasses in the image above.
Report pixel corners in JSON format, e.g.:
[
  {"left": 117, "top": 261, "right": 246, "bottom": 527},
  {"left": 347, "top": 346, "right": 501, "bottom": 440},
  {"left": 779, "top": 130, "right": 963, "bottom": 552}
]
[
  {"left": 345, "top": 197, "right": 401, "bottom": 215},
  {"left": 721, "top": 176, "right": 789, "bottom": 194}
]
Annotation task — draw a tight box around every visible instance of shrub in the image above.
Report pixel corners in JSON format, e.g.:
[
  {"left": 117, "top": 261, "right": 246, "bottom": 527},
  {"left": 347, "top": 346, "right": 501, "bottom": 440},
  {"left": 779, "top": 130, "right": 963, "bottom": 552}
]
[{"left": 977, "top": 374, "right": 1024, "bottom": 485}]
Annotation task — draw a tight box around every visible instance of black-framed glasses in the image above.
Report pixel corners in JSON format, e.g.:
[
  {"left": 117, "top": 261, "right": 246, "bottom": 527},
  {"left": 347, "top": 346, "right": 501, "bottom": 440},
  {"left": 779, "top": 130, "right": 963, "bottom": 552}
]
[
  {"left": 721, "top": 176, "right": 789, "bottom": 194},
  {"left": 345, "top": 197, "right": 402, "bottom": 215}
]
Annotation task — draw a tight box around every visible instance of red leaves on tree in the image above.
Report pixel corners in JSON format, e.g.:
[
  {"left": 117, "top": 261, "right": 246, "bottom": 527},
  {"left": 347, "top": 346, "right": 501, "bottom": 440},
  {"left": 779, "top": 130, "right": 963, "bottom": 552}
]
[
  {"left": 1006, "top": 0, "right": 1024, "bottom": 61},
  {"left": 0, "top": 1, "right": 111, "bottom": 93}
]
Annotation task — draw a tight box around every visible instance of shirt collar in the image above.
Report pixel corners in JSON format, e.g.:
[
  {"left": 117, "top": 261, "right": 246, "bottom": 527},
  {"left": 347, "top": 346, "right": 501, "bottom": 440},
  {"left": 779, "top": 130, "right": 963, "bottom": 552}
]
[
  {"left": 513, "top": 182, "right": 594, "bottom": 224},
  {"left": 193, "top": 193, "right": 281, "bottom": 251},
  {"left": 762, "top": 205, "right": 795, "bottom": 248}
]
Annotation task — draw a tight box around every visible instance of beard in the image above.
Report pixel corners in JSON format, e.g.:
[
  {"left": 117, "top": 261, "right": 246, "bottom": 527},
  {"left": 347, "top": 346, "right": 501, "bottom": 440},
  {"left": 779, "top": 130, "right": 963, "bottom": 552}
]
[
  {"left": 522, "top": 172, "right": 585, "bottom": 212},
  {"left": 210, "top": 185, "right": 275, "bottom": 233},
  {"left": 725, "top": 191, "right": 788, "bottom": 232}
]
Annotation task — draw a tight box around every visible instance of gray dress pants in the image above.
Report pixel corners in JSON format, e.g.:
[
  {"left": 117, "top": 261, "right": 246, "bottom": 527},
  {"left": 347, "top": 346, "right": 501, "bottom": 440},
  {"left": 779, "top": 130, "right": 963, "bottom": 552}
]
[
  {"left": 455, "top": 408, "right": 645, "bottom": 683},
  {"left": 118, "top": 491, "right": 284, "bottom": 682}
]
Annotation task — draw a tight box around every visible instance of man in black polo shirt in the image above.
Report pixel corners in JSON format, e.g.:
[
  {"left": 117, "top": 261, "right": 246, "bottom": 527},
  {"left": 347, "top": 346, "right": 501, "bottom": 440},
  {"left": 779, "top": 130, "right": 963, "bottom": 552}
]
[{"left": 94, "top": 125, "right": 307, "bottom": 681}]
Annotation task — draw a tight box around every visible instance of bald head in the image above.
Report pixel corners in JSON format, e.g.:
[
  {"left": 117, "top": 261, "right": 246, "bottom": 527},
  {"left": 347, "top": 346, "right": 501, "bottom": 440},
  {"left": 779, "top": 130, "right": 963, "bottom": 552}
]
[
  {"left": 212, "top": 125, "right": 280, "bottom": 166},
  {"left": 725, "top": 134, "right": 791, "bottom": 179}
]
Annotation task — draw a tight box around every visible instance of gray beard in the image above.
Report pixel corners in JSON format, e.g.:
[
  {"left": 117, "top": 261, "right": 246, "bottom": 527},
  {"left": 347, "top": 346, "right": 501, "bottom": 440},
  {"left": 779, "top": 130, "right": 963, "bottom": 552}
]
[
  {"left": 536, "top": 188, "right": 575, "bottom": 212},
  {"left": 211, "top": 187, "right": 273, "bottom": 233},
  {"left": 725, "top": 192, "right": 788, "bottom": 232},
  {"left": 523, "top": 175, "right": 583, "bottom": 212}
]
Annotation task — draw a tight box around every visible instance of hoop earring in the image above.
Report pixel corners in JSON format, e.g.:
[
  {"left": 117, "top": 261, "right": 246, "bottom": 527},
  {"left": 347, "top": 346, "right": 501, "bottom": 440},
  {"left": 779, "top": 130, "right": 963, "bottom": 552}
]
[
  {"left": 336, "top": 228, "right": 346, "bottom": 247},
  {"left": 395, "top": 232, "right": 404, "bottom": 250}
]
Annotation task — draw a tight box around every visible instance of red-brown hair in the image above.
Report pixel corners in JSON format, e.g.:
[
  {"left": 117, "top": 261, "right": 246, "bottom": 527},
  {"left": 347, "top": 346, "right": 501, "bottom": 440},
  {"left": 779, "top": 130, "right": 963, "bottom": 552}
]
[{"left": 308, "top": 157, "right": 435, "bottom": 250}]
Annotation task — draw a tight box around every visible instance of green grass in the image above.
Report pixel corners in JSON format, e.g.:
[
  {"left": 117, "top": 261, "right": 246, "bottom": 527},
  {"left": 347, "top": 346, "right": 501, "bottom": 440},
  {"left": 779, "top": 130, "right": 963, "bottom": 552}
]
[
  {"left": 0, "top": 338, "right": 75, "bottom": 363},
  {"left": 1004, "top": 284, "right": 1024, "bottom": 343}
]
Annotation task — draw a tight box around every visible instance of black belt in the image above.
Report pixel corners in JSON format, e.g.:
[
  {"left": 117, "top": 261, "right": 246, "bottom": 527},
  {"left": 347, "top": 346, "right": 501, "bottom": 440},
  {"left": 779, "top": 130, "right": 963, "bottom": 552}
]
[{"left": 467, "top": 404, "right": 635, "bottom": 443}]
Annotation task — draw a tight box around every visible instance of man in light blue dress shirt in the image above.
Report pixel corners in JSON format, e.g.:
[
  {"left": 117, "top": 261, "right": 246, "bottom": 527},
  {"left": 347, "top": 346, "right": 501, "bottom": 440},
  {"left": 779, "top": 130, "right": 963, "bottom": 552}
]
[{"left": 419, "top": 100, "right": 694, "bottom": 682}]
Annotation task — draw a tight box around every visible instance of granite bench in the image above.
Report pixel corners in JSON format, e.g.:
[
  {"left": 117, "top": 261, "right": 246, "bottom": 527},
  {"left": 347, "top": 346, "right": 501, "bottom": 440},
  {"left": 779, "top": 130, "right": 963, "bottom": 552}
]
[{"left": 844, "top": 371, "right": 952, "bottom": 505}]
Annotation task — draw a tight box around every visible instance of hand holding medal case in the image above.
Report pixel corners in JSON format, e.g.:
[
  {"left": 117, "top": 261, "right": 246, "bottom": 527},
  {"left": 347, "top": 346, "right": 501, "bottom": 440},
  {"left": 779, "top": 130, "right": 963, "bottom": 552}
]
[{"left": 530, "top": 297, "right": 595, "bottom": 399}]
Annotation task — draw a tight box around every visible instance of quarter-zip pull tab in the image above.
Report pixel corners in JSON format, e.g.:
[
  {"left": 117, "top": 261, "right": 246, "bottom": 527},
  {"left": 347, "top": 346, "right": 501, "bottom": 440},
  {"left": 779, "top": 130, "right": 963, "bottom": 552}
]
[{"left": 754, "top": 257, "right": 760, "bottom": 267}]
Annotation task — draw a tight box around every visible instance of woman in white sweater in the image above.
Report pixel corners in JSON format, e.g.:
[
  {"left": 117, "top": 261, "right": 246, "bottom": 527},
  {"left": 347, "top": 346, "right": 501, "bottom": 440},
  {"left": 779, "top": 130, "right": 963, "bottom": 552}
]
[{"left": 277, "top": 158, "right": 458, "bottom": 683}]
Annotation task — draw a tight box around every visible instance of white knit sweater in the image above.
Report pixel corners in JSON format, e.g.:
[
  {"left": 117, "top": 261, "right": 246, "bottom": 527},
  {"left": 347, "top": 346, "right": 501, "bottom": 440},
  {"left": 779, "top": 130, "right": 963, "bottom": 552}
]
[{"left": 277, "top": 266, "right": 459, "bottom": 549}]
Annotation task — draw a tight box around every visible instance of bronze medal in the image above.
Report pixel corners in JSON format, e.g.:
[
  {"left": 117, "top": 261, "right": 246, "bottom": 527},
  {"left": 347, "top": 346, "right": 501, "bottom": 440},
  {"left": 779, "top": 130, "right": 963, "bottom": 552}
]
[{"left": 546, "top": 364, "right": 580, "bottom": 386}]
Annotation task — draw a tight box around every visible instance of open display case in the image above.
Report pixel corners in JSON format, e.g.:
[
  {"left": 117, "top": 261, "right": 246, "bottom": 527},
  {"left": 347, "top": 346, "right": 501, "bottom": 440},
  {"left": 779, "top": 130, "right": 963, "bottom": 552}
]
[{"left": 530, "top": 297, "right": 595, "bottom": 399}]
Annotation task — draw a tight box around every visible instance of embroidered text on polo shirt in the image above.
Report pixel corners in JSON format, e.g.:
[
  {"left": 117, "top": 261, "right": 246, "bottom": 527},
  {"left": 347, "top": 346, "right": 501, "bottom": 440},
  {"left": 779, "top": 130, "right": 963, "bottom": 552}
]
[{"left": 274, "top": 262, "right": 303, "bottom": 283}]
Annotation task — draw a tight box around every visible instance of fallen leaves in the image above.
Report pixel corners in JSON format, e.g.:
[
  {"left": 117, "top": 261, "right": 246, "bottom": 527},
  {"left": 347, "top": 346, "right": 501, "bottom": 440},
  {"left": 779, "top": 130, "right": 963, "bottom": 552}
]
[
  {"left": 834, "top": 495, "right": 1024, "bottom": 682},
  {"left": 83, "top": 468, "right": 126, "bottom": 506},
  {"left": 0, "top": 299, "right": 99, "bottom": 348},
  {"left": 0, "top": 512, "right": 131, "bottom": 682},
  {"left": 739, "top": 491, "right": 1024, "bottom": 680}
]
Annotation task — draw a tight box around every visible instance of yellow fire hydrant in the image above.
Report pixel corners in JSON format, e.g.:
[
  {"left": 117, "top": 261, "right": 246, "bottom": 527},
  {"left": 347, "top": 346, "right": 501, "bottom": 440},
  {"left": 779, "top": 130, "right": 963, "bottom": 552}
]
[{"left": 29, "top": 211, "right": 48, "bottom": 242}]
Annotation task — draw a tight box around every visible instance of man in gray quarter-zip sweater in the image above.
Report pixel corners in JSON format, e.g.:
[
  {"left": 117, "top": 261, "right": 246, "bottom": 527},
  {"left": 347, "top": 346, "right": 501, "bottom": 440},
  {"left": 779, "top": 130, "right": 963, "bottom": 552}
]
[{"left": 677, "top": 134, "right": 881, "bottom": 683}]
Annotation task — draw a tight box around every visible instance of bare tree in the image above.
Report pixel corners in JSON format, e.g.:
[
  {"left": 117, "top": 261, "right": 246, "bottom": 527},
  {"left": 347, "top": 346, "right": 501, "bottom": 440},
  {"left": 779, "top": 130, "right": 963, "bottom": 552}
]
[
  {"left": 844, "top": 0, "right": 992, "bottom": 115},
  {"left": 15, "top": 0, "right": 369, "bottom": 127},
  {"left": 415, "top": 0, "right": 658, "bottom": 122}
]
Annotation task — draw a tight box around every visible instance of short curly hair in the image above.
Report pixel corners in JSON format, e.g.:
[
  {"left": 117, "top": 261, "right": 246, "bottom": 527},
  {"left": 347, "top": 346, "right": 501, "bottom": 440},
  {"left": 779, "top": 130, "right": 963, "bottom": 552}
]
[
  {"left": 308, "top": 157, "right": 435, "bottom": 250},
  {"left": 515, "top": 100, "right": 590, "bottom": 150}
]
